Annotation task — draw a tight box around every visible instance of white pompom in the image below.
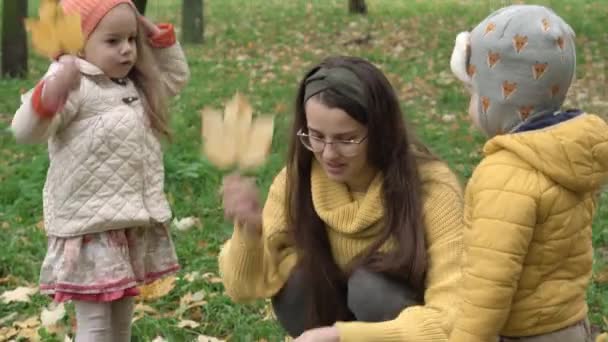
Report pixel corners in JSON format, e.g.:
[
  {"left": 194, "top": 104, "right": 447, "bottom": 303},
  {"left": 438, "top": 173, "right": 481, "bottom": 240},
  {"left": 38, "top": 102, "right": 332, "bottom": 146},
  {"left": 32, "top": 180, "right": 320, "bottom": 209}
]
[{"left": 450, "top": 31, "right": 472, "bottom": 85}]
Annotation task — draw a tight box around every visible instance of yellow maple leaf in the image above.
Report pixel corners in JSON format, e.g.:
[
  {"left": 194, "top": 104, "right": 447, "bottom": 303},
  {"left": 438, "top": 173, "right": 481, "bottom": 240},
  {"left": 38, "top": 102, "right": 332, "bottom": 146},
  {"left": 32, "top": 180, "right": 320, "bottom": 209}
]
[
  {"left": 136, "top": 276, "right": 176, "bottom": 301},
  {"left": 201, "top": 92, "right": 274, "bottom": 170},
  {"left": 25, "top": 0, "right": 84, "bottom": 58}
]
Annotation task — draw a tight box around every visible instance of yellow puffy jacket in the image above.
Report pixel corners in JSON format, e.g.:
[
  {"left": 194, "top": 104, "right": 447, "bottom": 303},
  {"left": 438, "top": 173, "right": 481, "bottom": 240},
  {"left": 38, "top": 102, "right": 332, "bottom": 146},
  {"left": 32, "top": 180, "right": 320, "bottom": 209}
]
[{"left": 450, "top": 113, "right": 608, "bottom": 342}]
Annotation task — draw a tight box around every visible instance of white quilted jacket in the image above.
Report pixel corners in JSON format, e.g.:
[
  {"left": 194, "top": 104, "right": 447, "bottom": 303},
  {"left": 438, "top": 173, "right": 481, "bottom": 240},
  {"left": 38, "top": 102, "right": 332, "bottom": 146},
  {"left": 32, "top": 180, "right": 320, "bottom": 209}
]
[{"left": 11, "top": 43, "right": 190, "bottom": 237}]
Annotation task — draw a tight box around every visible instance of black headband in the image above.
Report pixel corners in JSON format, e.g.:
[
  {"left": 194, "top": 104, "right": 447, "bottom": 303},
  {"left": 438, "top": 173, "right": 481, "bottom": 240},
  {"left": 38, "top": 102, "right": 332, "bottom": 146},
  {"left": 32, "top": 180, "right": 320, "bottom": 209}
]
[{"left": 303, "top": 66, "right": 368, "bottom": 116}]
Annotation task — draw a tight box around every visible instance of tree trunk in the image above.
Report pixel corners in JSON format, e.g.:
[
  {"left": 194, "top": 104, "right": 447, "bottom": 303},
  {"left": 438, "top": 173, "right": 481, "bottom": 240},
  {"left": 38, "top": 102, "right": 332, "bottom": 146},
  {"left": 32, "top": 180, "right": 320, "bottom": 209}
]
[
  {"left": 348, "top": 0, "right": 367, "bottom": 14},
  {"left": 133, "top": 0, "right": 148, "bottom": 14},
  {"left": 182, "top": 0, "right": 204, "bottom": 44},
  {"left": 1, "top": 0, "right": 28, "bottom": 78}
]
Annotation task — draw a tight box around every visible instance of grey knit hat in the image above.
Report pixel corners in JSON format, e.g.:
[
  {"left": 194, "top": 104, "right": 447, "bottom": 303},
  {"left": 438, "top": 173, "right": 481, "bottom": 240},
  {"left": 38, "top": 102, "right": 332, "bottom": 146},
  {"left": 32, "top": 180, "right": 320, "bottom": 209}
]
[{"left": 450, "top": 5, "right": 576, "bottom": 137}]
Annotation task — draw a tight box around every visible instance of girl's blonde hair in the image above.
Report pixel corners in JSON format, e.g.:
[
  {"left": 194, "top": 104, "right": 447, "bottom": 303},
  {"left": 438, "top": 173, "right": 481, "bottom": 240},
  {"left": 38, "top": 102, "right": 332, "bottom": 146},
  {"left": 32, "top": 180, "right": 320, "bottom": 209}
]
[{"left": 129, "top": 20, "right": 171, "bottom": 139}]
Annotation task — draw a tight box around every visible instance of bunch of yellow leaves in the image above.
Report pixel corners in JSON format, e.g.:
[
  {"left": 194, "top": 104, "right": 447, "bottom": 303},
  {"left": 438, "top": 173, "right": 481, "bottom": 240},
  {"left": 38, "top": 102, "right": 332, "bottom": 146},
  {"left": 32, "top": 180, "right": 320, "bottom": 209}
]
[
  {"left": 201, "top": 92, "right": 274, "bottom": 170},
  {"left": 25, "top": 0, "right": 84, "bottom": 59}
]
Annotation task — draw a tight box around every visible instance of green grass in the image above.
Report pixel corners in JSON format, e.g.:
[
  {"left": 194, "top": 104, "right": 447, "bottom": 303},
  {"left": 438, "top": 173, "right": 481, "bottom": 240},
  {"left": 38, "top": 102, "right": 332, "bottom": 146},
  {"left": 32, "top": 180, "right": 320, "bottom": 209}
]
[{"left": 1, "top": 0, "right": 607, "bottom": 341}]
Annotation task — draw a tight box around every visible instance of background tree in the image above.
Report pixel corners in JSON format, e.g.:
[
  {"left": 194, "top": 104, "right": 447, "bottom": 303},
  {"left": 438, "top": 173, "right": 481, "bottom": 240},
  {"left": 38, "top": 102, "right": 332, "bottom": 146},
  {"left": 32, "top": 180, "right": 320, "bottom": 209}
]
[
  {"left": 349, "top": 0, "right": 367, "bottom": 14},
  {"left": 134, "top": 0, "right": 148, "bottom": 14},
  {"left": 1, "top": 0, "right": 28, "bottom": 78},
  {"left": 182, "top": 0, "right": 204, "bottom": 43}
]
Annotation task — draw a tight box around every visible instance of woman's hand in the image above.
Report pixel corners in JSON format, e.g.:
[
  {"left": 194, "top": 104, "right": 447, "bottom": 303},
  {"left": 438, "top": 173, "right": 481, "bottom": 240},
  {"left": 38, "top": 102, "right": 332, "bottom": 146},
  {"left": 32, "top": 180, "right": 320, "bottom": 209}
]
[{"left": 221, "top": 173, "right": 263, "bottom": 237}]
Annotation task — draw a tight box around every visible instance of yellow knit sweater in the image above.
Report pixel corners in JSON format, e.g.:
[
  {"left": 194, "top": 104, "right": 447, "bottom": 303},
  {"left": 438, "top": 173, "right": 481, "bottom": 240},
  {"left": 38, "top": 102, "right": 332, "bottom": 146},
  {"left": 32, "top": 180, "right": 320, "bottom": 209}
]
[{"left": 218, "top": 160, "right": 464, "bottom": 341}]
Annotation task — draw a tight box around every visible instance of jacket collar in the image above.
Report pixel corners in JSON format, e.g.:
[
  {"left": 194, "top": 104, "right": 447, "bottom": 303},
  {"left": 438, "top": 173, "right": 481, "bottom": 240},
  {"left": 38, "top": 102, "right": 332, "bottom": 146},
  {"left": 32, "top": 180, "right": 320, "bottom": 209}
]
[{"left": 75, "top": 58, "right": 106, "bottom": 76}]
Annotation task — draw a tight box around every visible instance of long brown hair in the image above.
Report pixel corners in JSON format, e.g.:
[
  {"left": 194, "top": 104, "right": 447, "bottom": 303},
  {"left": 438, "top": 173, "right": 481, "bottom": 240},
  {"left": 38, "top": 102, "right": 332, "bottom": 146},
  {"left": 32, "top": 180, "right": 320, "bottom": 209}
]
[
  {"left": 285, "top": 56, "right": 435, "bottom": 329},
  {"left": 129, "top": 21, "right": 170, "bottom": 138}
]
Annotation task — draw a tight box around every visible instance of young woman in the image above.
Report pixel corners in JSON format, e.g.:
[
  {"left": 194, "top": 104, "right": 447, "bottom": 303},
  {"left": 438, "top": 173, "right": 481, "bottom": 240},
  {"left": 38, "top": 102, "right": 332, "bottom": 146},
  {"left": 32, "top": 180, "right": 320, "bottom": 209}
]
[{"left": 219, "top": 56, "right": 463, "bottom": 341}]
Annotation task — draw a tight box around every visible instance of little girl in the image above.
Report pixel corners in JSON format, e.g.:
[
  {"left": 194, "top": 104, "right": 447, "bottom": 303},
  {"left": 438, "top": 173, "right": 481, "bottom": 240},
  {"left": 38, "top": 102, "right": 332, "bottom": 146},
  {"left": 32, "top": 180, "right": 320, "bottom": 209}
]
[{"left": 11, "top": 0, "right": 189, "bottom": 341}]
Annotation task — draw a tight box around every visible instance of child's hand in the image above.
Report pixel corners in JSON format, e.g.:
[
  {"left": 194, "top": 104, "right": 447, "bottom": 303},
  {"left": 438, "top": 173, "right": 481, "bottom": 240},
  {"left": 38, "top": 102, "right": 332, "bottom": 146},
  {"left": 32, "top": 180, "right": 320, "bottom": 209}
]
[
  {"left": 55, "top": 55, "right": 81, "bottom": 89},
  {"left": 221, "top": 174, "right": 263, "bottom": 237},
  {"left": 42, "top": 55, "right": 80, "bottom": 113},
  {"left": 138, "top": 15, "right": 161, "bottom": 37}
]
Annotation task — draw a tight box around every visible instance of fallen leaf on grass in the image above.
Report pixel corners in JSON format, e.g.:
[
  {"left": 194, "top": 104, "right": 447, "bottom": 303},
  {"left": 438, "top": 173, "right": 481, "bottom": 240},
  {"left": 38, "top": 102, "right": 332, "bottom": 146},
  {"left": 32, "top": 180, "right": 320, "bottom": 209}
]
[
  {"left": 1, "top": 286, "right": 38, "bottom": 303},
  {"left": 9, "top": 316, "right": 42, "bottom": 341},
  {"left": 179, "top": 291, "right": 193, "bottom": 304},
  {"left": 202, "top": 272, "right": 223, "bottom": 284},
  {"left": 594, "top": 266, "right": 608, "bottom": 284},
  {"left": 14, "top": 316, "right": 40, "bottom": 329},
  {"left": 193, "top": 290, "right": 206, "bottom": 301},
  {"left": 197, "top": 335, "right": 224, "bottom": 342},
  {"left": 441, "top": 114, "right": 456, "bottom": 123},
  {"left": 45, "top": 325, "right": 68, "bottom": 339},
  {"left": 177, "top": 319, "right": 200, "bottom": 329},
  {"left": 0, "top": 275, "right": 19, "bottom": 286},
  {"left": 17, "top": 327, "right": 41, "bottom": 341},
  {"left": 184, "top": 271, "right": 201, "bottom": 282},
  {"left": 136, "top": 276, "right": 176, "bottom": 301},
  {"left": 260, "top": 299, "right": 275, "bottom": 321},
  {"left": 176, "top": 290, "right": 207, "bottom": 318},
  {"left": 172, "top": 216, "right": 201, "bottom": 231},
  {"left": 189, "top": 306, "right": 204, "bottom": 321},
  {"left": 0, "top": 326, "right": 19, "bottom": 341},
  {"left": 41, "top": 302, "right": 66, "bottom": 327},
  {"left": 132, "top": 303, "right": 160, "bottom": 323},
  {"left": 40, "top": 302, "right": 69, "bottom": 338},
  {"left": 134, "top": 303, "right": 159, "bottom": 315}
]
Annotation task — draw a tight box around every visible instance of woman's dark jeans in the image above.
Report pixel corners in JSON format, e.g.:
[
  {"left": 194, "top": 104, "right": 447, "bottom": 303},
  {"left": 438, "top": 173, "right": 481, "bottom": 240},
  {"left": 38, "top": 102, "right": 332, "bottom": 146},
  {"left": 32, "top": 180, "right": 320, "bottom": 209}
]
[{"left": 271, "top": 267, "right": 422, "bottom": 337}]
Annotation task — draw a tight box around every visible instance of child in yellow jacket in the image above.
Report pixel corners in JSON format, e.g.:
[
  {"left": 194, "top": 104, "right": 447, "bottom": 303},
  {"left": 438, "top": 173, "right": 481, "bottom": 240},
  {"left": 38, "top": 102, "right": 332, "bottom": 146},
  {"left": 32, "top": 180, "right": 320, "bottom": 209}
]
[{"left": 448, "top": 5, "right": 608, "bottom": 342}]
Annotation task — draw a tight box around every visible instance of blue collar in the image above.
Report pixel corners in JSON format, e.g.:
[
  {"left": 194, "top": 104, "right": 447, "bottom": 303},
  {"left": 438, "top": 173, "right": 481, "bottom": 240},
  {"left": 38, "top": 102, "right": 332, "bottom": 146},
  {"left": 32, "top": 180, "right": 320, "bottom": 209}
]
[{"left": 514, "top": 109, "right": 583, "bottom": 133}]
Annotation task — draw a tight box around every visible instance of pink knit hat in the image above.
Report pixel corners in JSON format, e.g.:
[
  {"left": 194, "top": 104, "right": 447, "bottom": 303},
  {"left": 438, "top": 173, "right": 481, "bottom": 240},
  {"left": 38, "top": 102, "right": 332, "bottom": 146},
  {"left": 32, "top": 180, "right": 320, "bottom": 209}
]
[{"left": 61, "top": 0, "right": 137, "bottom": 38}]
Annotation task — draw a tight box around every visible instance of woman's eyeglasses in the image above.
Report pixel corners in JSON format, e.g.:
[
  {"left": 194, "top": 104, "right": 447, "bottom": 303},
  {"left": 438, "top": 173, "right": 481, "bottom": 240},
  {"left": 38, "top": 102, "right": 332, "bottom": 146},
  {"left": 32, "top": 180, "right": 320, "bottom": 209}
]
[{"left": 297, "top": 129, "right": 367, "bottom": 157}]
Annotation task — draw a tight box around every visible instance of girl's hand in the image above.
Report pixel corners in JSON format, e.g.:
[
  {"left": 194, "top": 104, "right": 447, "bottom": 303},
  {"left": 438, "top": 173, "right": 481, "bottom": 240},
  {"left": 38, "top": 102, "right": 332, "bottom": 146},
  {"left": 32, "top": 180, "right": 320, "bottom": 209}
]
[
  {"left": 42, "top": 55, "right": 80, "bottom": 113},
  {"left": 55, "top": 55, "right": 81, "bottom": 89},
  {"left": 221, "top": 174, "right": 263, "bottom": 237},
  {"left": 138, "top": 15, "right": 161, "bottom": 37}
]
